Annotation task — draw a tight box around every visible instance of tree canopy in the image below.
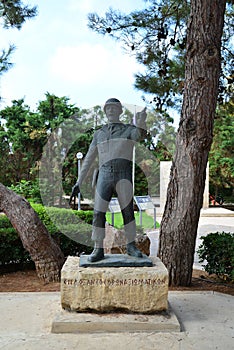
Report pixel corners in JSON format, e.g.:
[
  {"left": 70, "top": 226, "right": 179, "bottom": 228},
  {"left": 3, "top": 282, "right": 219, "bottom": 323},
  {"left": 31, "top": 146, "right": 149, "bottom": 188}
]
[
  {"left": 88, "top": 0, "right": 234, "bottom": 199},
  {"left": 0, "top": 93, "right": 81, "bottom": 185},
  {"left": 88, "top": 0, "right": 234, "bottom": 112},
  {"left": 209, "top": 95, "right": 234, "bottom": 196},
  {"left": 0, "top": 91, "right": 177, "bottom": 204},
  {"left": 0, "top": 0, "right": 37, "bottom": 76}
]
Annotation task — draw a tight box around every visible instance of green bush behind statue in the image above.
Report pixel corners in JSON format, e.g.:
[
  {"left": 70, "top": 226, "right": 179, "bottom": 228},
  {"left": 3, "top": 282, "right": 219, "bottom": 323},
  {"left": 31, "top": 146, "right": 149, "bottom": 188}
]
[{"left": 0, "top": 205, "right": 93, "bottom": 268}]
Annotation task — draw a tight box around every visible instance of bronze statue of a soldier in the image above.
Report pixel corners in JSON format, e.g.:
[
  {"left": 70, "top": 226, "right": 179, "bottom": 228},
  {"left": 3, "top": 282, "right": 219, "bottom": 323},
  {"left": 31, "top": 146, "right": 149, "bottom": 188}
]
[{"left": 70, "top": 98, "right": 147, "bottom": 262}]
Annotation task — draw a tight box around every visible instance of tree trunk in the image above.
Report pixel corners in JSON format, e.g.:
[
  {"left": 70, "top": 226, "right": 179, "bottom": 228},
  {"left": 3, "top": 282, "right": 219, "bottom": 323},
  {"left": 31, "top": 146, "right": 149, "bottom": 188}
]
[
  {"left": 0, "top": 183, "right": 65, "bottom": 282},
  {"left": 158, "top": 0, "right": 226, "bottom": 286}
]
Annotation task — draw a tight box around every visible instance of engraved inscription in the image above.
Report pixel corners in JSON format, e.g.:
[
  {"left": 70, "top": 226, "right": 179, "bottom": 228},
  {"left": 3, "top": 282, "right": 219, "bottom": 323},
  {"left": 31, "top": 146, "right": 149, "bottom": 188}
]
[{"left": 63, "top": 278, "right": 166, "bottom": 287}]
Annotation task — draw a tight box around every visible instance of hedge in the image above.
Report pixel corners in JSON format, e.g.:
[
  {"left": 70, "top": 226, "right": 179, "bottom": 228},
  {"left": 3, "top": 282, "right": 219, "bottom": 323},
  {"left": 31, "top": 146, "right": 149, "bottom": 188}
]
[
  {"left": 197, "top": 232, "right": 234, "bottom": 281},
  {"left": 0, "top": 205, "right": 93, "bottom": 267}
]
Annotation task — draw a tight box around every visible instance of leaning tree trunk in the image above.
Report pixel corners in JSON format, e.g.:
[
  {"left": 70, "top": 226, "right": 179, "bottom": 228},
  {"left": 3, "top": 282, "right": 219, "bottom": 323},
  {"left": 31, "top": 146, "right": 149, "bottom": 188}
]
[
  {"left": 0, "top": 183, "right": 64, "bottom": 282},
  {"left": 158, "top": 0, "right": 226, "bottom": 286}
]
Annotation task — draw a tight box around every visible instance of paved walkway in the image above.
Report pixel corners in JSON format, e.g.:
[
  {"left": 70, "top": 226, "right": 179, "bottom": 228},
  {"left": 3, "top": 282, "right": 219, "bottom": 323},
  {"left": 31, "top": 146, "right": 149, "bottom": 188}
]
[
  {"left": 146, "top": 207, "right": 234, "bottom": 269},
  {"left": 0, "top": 207, "right": 233, "bottom": 350},
  {"left": 0, "top": 291, "right": 233, "bottom": 349}
]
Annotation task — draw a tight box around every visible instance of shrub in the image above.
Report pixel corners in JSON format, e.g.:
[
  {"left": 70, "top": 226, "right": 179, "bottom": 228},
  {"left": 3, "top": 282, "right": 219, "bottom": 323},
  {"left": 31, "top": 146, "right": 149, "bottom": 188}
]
[
  {"left": 0, "top": 214, "right": 13, "bottom": 229},
  {"left": 33, "top": 205, "right": 93, "bottom": 249},
  {"left": 9, "top": 180, "right": 42, "bottom": 203},
  {"left": 41, "top": 206, "right": 93, "bottom": 256},
  {"left": 197, "top": 232, "right": 234, "bottom": 281},
  {"left": 0, "top": 227, "right": 31, "bottom": 265},
  {"left": 0, "top": 205, "right": 93, "bottom": 267}
]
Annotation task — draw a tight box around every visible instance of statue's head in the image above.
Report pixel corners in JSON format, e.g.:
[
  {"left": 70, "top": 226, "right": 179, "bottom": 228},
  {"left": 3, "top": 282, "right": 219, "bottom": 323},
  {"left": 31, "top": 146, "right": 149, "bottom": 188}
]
[{"left": 104, "top": 98, "right": 123, "bottom": 122}]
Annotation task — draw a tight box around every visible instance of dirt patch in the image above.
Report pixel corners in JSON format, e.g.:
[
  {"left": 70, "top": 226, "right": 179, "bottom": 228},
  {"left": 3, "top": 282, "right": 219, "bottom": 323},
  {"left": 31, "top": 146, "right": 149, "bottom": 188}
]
[
  {"left": 0, "top": 268, "right": 233, "bottom": 295},
  {"left": 170, "top": 269, "right": 234, "bottom": 296},
  {"left": 0, "top": 270, "right": 60, "bottom": 292}
]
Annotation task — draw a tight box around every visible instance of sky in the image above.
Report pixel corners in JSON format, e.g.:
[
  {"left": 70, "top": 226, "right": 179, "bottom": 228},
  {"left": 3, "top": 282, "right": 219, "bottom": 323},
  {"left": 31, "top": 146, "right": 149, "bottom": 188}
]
[{"left": 0, "top": 0, "right": 148, "bottom": 112}]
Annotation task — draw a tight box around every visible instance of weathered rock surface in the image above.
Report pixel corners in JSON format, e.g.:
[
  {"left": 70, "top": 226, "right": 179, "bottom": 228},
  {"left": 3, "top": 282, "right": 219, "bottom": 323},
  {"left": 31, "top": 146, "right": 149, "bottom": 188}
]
[
  {"left": 61, "top": 256, "right": 168, "bottom": 313},
  {"left": 104, "top": 224, "right": 150, "bottom": 255}
]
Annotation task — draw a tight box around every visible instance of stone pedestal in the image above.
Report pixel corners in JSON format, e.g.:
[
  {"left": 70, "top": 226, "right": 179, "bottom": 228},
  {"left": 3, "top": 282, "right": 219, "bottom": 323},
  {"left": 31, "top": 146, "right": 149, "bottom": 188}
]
[{"left": 61, "top": 256, "right": 168, "bottom": 314}]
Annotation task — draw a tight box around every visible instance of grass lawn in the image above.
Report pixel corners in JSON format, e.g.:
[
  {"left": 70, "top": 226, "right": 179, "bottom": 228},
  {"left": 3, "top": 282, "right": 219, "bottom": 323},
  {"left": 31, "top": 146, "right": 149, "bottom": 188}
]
[{"left": 106, "top": 211, "right": 160, "bottom": 230}]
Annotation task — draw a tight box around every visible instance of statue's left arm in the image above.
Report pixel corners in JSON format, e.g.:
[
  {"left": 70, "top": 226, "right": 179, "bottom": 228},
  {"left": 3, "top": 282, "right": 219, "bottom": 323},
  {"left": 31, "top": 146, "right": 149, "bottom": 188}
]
[{"left": 69, "top": 133, "right": 98, "bottom": 204}]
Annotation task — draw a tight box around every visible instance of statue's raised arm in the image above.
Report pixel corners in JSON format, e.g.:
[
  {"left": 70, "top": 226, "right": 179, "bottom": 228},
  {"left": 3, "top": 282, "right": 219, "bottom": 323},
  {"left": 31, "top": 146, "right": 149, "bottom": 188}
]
[
  {"left": 136, "top": 107, "right": 147, "bottom": 129},
  {"left": 137, "top": 107, "right": 147, "bottom": 122}
]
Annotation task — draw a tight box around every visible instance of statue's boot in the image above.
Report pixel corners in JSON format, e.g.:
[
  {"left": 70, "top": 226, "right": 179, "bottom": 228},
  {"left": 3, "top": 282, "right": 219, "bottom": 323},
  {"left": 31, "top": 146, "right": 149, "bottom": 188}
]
[
  {"left": 88, "top": 241, "right": 104, "bottom": 262},
  {"left": 127, "top": 241, "right": 143, "bottom": 258}
]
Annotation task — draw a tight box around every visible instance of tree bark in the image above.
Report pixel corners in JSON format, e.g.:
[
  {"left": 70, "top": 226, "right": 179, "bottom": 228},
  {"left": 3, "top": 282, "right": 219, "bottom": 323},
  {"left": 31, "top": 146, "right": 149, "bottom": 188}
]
[
  {"left": 158, "top": 0, "right": 226, "bottom": 286},
  {"left": 0, "top": 183, "right": 65, "bottom": 282}
]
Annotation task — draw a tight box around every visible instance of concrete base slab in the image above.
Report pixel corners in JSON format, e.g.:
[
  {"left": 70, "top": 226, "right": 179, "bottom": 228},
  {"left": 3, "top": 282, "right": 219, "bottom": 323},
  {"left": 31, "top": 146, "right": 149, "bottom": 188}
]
[{"left": 51, "top": 304, "right": 181, "bottom": 334}]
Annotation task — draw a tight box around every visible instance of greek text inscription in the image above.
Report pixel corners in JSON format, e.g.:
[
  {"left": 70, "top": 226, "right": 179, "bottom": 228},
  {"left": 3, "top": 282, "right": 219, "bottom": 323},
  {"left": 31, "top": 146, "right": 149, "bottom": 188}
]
[{"left": 63, "top": 278, "right": 166, "bottom": 287}]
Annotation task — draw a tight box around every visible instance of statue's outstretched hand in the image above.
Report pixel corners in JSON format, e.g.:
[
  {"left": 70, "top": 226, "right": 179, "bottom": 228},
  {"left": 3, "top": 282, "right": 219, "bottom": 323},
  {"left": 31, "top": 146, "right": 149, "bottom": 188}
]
[{"left": 69, "top": 183, "right": 80, "bottom": 205}]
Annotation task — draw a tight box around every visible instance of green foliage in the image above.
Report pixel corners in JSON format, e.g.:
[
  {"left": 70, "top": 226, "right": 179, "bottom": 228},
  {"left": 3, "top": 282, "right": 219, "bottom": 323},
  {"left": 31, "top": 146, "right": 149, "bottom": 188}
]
[
  {"left": 88, "top": 1, "right": 189, "bottom": 111},
  {"left": 37, "top": 93, "right": 80, "bottom": 132},
  {"left": 0, "top": 227, "right": 31, "bottom": 265},
  {"left": 29, "top": 203, "right": 58, "bottom": 235},
  {"left": 0, "top": 91, "right": 176, "bottom": 198},
  {"left": 0, "top": 124, "right": 11, "bottom": 185},
  {"left": 197, "top": 232, "right": 234, "bottom": 281},
  {"left": 0, "top": 99, "right": 43, "bottom": 183},
  {"left": 42, "top": 206, "right": 93, "bottom": 249},
  {"left": 88, "top": 1, "right": 234, "bottom": 110},
  {"left": 0, "top": 216, "right": 31, "bottom": 265},
  {"left": 30, "top": 203, "right": 93, "bottom": 243},
  {"left": 0, "top": 44, "right": 15, "bottom": 74},
  {"left": 209, "top": 96, "right": 234, "bottom": 195},
  {"left": 0, "top": 205, "right": 93, "bottom": 267},
  {"left": 9, "top": 179, "right": 42, "bottom": 203},
  {"left": 0, "top": 0, "right": 37, "bottom": 30},
  {"left": 0, "top": 214, "right": 12, "bottom": 228},
  {"left": 62, "top": 126, "right": 95, "bottom": 196},
  {"left": 0, "top": 0, "right": 37, "bottom": 76},
  {"left": 0, "top": 94, "right": 82, "bottom": 186}
]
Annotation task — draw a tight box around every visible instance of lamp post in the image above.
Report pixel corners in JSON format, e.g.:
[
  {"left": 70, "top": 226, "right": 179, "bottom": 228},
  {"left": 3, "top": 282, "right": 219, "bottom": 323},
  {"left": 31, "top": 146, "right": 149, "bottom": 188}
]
[{"left": 76, "top": 152, "right": 83, "bottom": 210}]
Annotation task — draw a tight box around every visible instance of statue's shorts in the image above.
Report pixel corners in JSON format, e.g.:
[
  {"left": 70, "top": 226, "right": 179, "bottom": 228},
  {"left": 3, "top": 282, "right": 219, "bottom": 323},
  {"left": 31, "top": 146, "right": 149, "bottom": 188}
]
[{"left": 92, "top": 166, "right": 136, "bottom": 243}]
